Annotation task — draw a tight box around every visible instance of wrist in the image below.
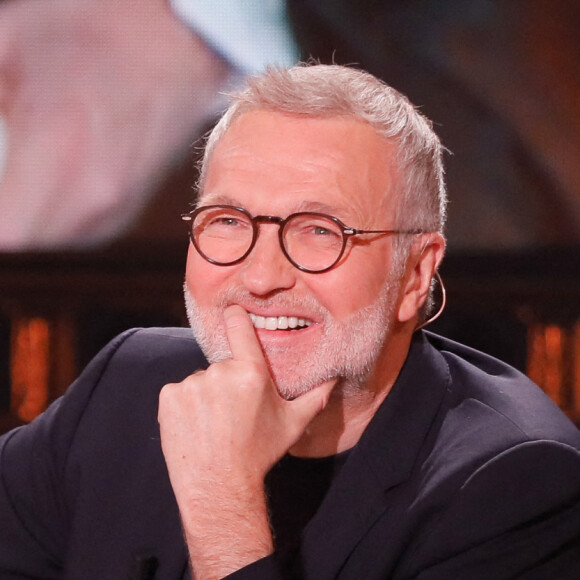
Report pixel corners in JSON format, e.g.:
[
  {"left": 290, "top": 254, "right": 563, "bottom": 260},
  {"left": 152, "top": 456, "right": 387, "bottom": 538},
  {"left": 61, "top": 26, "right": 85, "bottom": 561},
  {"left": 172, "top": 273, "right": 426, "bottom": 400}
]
[{"left": 180, "top": 485, "right": 274, "bottom": 580}]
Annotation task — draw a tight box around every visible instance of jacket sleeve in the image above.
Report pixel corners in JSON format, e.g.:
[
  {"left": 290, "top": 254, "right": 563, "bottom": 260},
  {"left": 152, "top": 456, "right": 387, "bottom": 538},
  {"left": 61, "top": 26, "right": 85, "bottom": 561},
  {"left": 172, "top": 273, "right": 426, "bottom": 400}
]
[
  {"left": 223, "top": 556, "right": 285, "bottom": 580},
  {"left": 405, "top": 440, "right": 580, "bottom": 580},
  {"left": 0, "top": 329, "right": 139, "bottom": 579}
]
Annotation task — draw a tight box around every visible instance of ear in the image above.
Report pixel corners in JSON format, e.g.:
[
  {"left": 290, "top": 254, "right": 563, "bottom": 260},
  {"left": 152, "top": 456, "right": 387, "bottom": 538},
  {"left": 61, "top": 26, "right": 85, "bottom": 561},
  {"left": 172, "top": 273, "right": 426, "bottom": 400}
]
[{"left": 397, "top": 233, "right": 446, "bottom": 324}]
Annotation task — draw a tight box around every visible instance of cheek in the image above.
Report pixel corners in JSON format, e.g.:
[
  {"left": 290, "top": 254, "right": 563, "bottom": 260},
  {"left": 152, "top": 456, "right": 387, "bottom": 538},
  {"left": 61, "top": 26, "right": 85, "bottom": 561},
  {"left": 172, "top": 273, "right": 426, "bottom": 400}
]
[
  {"left": 307, "top": 254, "right": 392, "bottom": 321},
  {"left": 185, "top": 247, "right": 235, "bottom": 306}
]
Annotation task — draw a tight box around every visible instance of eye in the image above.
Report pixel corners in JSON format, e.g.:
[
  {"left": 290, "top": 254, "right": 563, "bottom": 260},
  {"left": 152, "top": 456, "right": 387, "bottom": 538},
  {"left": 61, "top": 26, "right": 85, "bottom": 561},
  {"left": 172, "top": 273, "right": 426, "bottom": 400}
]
[
  {"left": 288, "top": 216, "right": 342, "bottom": 239},
  {"left": 212, "top": 216, "right": 242, "bottom": 227},
  {"left": 313, "top": 225, "right": 333, "bottom": 236},
  {"left": 307, "top": 221, "right": 342, "bottom": 241},
  {"left": 194, "top": 208, "right": 253, "bottom": 239}
]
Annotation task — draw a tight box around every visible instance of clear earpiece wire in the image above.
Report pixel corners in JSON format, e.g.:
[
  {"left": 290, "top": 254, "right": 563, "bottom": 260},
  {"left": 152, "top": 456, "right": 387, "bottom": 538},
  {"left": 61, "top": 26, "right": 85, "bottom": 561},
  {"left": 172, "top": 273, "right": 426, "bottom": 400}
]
[{"left": 415, "top": 271, "right": 446, "bottom": 331}]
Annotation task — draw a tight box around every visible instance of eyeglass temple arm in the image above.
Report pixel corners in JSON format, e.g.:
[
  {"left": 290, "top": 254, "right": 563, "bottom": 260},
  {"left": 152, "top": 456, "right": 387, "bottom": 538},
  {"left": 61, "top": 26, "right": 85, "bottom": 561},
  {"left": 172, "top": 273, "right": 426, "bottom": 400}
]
[{"left": 346, "top": 228, "right": 426, "bottom": 236}]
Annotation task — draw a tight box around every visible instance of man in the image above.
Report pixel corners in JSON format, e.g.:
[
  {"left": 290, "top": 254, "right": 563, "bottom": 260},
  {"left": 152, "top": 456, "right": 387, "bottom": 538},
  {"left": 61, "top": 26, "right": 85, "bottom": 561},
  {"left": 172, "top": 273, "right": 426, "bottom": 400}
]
[{"left": 1, "top": 64, "right": 580, "bottom": 579}]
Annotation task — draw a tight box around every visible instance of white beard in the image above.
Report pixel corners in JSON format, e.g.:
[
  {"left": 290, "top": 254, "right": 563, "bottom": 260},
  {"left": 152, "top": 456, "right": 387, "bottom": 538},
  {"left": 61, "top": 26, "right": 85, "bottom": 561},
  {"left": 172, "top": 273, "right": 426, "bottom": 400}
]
[{"left": 183, "top": 279, "right": 398, "bottom": 400}]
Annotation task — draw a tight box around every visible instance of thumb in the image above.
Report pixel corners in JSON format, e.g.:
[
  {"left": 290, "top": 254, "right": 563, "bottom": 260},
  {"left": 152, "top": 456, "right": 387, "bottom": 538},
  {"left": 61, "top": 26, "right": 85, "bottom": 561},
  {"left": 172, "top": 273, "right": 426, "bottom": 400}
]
[{"left": 286, "top": 379, "right": 336, "bottom": 433}]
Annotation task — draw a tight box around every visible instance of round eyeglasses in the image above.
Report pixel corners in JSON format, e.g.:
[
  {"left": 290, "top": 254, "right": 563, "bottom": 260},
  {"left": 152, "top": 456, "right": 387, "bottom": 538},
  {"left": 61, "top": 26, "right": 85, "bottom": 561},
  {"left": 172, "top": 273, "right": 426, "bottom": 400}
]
[{"left": 182, "top": 205, "right": 425, "bottom": 274}]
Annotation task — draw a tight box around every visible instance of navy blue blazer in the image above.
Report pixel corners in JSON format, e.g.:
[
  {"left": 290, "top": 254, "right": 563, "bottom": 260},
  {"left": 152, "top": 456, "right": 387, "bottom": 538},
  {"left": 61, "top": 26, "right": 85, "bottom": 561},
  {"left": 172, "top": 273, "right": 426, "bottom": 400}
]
[{"left": 1, "top": 328, "right": 580, "bottom": 579}]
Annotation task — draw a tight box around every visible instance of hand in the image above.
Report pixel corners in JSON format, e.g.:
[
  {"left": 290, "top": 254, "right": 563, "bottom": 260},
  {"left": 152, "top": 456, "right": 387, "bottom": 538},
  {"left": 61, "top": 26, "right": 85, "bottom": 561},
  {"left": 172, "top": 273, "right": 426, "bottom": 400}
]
[
  {"left": 159, "top": 304, "right": 335, "bottom": 493},
  {"left": 158, "top": 304, "right": 335, "bottom": 578},
  {"left": 0, "top": 0, "right": 230, "bottom": 249}
]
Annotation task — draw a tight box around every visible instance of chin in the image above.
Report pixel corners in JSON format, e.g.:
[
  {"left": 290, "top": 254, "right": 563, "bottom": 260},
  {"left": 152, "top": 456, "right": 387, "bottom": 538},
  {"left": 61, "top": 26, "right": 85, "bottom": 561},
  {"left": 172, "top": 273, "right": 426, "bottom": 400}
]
[{"left": 268, "top": 367, "right": 327, "bottom": 400}]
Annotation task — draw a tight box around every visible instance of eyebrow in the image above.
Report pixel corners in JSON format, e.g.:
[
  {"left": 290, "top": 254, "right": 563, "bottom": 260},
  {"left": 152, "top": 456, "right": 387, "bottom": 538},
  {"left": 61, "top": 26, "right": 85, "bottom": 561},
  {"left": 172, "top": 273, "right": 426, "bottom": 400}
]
[
  {"left": 196, "top": 193, "right": 352, "bottom": 220},
  {"left": 195, "top": 193, "right": 238, "bottom": 208}
]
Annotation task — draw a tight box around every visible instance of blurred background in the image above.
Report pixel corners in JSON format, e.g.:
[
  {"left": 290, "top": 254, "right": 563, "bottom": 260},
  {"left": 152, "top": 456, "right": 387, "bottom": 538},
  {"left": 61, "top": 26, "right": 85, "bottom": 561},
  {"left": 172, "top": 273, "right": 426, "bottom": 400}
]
[{"left": 1, "top": 0, "right": 579, "bottom": 432}]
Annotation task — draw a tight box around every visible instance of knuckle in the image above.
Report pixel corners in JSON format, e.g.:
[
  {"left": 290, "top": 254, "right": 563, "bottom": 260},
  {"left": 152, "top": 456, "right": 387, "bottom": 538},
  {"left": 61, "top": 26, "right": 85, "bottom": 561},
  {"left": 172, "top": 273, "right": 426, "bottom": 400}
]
[
  {"left": 237, "top": 362, "right": 267, "bottom": 388},
  {"left": 159, "top": 382, "right": 175, "bottom": 401}
]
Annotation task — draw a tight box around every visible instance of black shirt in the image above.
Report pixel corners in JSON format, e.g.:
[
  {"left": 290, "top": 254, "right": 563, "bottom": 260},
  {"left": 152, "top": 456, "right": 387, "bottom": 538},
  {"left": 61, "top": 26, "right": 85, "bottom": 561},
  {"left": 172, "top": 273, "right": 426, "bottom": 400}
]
[{"left": 265, "top": 451, "right": 350, "bottom": 568}]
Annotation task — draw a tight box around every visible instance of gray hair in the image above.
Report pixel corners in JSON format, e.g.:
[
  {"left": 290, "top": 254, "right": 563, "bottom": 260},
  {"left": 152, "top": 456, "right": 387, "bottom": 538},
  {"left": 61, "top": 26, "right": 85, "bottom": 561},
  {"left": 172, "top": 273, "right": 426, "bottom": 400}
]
[
  {"left": 198, "top": 64, "right": 447, "bottom": 317},
  {"left": 200, "top": 63, "right": 446, "bottom": 232}
]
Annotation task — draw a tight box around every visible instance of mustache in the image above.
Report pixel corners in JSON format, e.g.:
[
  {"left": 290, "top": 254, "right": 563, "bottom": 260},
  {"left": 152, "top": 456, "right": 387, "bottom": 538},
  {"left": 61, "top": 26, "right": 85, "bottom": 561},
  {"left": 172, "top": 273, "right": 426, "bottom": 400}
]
[{"left": 202, "top": 285, "right": 329, "bottom": 319}]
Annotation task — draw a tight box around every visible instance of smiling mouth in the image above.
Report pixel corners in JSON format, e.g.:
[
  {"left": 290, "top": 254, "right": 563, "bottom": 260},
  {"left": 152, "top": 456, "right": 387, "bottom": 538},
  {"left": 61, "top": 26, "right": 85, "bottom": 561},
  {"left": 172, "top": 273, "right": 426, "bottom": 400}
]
[{"left": 248, "top": 313, "right": 313, "bottom": 331}]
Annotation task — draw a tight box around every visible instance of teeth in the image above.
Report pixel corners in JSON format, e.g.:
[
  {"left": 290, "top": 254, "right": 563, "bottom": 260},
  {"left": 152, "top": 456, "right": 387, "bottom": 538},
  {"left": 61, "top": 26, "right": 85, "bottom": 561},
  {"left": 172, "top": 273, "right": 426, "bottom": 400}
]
[{"left": 248, "top": 313, "right": 312, "bottom": 331}]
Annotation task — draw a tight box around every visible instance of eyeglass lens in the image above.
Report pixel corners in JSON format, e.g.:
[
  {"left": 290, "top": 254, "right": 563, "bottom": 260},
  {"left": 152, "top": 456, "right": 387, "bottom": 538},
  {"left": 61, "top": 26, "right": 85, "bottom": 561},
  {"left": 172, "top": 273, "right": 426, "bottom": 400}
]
[{"left": 191, "top": 206, "right": 345, "bottom": 272}]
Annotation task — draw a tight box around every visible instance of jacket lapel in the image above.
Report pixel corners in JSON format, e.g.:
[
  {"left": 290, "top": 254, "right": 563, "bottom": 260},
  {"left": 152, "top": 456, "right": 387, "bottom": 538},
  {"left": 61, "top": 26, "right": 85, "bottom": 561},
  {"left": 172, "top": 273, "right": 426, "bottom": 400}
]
[{"left": 298, "top": 332, "right": 451, "bottom": 579}]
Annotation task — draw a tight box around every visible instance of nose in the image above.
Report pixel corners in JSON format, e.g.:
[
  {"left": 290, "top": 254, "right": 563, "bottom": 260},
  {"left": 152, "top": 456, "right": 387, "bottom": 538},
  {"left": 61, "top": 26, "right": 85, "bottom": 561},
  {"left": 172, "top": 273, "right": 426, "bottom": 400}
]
[{"left": 239, "top": 224, "right": 297, "bottom": 296}]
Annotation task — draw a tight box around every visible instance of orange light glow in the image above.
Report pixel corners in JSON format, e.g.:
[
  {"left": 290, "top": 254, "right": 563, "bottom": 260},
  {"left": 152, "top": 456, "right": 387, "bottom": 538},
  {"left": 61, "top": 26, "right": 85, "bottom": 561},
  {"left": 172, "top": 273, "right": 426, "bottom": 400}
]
[
  {"left": 10, "top": 317, "right": 51, "bottom": 422},
  {"left": 527, "top": 324, "right": 564, "bottom": 407}
]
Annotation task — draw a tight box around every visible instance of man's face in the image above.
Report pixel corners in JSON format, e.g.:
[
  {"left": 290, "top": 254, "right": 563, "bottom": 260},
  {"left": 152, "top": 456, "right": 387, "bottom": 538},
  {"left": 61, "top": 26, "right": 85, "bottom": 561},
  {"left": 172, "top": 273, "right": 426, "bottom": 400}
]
[{"left": 185, "top": 111, "right": 403, "bottom": 398}]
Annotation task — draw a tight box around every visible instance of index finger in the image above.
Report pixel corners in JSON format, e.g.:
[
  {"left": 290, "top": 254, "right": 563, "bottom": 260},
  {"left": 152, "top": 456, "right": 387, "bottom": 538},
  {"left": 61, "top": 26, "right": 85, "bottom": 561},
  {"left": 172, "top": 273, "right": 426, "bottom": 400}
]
[{"left": 223, "top": 304, "right": 266, "bottom": 363}]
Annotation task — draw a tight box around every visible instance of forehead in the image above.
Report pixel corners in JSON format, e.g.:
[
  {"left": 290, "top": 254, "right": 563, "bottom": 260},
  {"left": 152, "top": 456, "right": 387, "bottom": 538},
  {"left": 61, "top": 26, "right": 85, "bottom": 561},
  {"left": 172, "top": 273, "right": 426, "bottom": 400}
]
[{"left": 202, "top": 111, "right": 398, "bottom": 222}]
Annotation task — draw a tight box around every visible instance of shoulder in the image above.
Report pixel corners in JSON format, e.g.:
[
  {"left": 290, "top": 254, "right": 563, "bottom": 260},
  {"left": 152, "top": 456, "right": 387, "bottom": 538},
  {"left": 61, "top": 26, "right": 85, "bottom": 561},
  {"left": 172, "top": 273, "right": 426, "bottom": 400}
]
[
  {"left": 79, "top": 325, "right": 207, "bottom": 404},
  {"left": 0, "top": 327, "right": 207, "bottom": 495},
  {"left": 0, "top": 327, "right": 208, "bottom": 466},
  {"left": 63, "top": 327, "right": 207, "bottom": 428},
  {"left": 361, "top": 331, "right": 580, "bottom": 491},
  {"left": 106, "top": 326, "right": 202, "bottom": 357},
  {"left": 424, "top": 331, "right": 580, "bottom": 445},
  {"left": 396, "top": 333, "right": 580, "bottom": 578},
  {"left": 407, "top": 331, "right": 580, "bottom": 522},
  {"left": 402, "top": 437, "right": 580, "bottom": 579},
  {"left": 79, "top": 326, "right": 206, "bottom": 386}
]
